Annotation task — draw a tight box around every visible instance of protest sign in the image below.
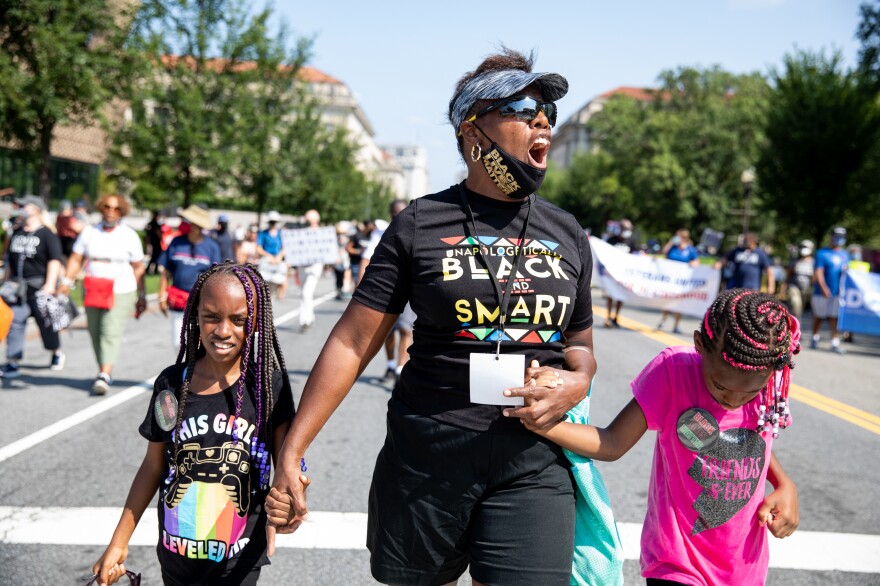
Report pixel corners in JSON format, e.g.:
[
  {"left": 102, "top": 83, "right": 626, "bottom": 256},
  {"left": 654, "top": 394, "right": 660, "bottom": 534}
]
[{"left": 281, "top": 227, "right": 338, "bottom": 267}]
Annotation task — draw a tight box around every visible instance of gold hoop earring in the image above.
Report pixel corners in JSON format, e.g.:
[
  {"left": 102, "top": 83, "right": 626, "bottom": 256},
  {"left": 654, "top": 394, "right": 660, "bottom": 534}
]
[{"left": 470, "top": 143, "right": 482, "bottom": 162}]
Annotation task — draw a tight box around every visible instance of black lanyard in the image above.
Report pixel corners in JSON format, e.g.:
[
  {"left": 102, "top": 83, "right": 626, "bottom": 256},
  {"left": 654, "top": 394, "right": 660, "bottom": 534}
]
[{"left": 457, "top": 183, "right": 533, "bottom": 354}]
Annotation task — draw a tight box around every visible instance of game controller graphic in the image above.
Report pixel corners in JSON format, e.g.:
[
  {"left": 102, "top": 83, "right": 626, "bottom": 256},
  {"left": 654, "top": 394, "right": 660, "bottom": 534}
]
[{"left": 165, "top": 441, "right": 251, "bottom": 514}]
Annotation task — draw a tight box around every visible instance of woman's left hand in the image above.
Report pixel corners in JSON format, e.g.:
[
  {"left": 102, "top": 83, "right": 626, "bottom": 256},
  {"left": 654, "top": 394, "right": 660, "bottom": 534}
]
[{"left": 502, "top": 366, "right": 591, "bottom": 430}]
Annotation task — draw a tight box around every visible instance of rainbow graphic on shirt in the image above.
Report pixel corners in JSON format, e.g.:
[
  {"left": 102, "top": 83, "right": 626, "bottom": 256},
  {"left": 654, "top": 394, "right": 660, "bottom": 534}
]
[
  {"left": 161, "top": 440, "right": 253, "bottom": 561},
  {"left": 162, "top": 482, "right": 249, "bottom": 561}
]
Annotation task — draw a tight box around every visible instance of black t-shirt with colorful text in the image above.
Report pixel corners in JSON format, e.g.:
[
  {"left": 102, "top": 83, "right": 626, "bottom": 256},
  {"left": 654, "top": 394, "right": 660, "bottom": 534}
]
[
  {"left": 353, "top": 184, "right": 593, "bottom": 432},
  {"left": 139, "top": 363, "right": 294, "bottom": 583}
]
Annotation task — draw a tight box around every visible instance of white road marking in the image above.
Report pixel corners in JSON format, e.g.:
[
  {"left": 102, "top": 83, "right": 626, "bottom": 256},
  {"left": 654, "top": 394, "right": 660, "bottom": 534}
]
[
  {"left": 0, "top": 382, "right": 155, "bottom": 463},
  {"left": 0, "top": 291, "right": 337, "bottom": 464},
  {"left": 0, "top": 507, "right": 877, "bottom": 573}
]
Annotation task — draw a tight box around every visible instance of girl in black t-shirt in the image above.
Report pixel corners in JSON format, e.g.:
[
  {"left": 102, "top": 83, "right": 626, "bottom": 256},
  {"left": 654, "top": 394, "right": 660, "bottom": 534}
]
[{"left": 91, "top": 262, "right": 305, "bottom": 585}]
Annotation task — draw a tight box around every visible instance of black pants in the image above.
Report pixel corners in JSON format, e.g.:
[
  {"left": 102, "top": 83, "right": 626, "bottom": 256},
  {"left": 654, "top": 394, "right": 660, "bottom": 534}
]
[{"left": 368, "top": 396, "right": 576, "bottom": 586}]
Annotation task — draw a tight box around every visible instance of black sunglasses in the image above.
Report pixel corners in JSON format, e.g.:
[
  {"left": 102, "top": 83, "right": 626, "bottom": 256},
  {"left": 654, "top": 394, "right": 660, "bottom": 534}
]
[
  {"left": 83, "top": 569, "right": 141, "bottom": 586},
  {"left": 467, "top": 95, "right": 557, "bottom": 127}
]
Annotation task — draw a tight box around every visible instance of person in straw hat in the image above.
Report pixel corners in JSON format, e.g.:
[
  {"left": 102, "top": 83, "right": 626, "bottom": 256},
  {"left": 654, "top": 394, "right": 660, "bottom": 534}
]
[{"left": 158, "top": 204, "right": 221, "bottom": 350}]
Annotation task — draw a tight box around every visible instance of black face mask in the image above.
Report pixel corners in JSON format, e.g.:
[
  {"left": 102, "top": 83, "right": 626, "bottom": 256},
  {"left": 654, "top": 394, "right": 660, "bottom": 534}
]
[{"left": 473, "top": 123, "right": 545, "bottom": 200}]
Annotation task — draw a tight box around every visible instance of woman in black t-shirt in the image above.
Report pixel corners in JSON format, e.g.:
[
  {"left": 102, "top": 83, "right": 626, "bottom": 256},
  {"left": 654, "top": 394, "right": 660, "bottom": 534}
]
[
  {"left": 1, "top": 195, "right": 65, "bottom": 377},
  {"left": 268, "top": 49, "right": 597, "bottom": 586}
]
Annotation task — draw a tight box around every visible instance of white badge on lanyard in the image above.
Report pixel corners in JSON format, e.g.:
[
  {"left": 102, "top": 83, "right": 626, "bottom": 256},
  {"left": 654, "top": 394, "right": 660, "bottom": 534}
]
[
  {"left": 469, "top": 352, "right": 525, "bottom": 406},
  {"left": 458, "top": 184, "right": 532, "bottom": 408}
]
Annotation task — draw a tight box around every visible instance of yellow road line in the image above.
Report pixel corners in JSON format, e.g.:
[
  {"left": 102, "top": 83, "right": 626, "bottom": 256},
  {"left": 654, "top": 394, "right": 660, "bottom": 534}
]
[{"left": 594, "top": 306, "right": 880, "bottom": 436}]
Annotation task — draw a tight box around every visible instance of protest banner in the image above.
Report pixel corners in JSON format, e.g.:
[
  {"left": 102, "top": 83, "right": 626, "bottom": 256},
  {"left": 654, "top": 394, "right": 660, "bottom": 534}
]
[
  {"left": 281, "top": 226, "right": 338, "bottom": 267},
  {"left": 590, "top": 237, "right": 721, "bottom": 317},
  {"left": 839, "top": 271, "right": 880, "bottom": 336}
]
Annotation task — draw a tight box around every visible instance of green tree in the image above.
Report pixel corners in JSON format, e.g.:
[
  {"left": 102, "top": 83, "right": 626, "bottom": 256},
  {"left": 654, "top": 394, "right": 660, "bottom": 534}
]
[
  {"left": 853, "top": 1, "right": 880, "bottom": 246},
  {"left": 113, "top": 0, "right": 382, "bottom": 220},
  {"left": 284, "top": 123, "right": 394, "bottom": 223},
  {"left": 858, "top": 0, "right": 880, "bottom": 85},
  {"left": 223, "top": 10, "right": 311, "bottom": 217},
  {"left": 541, "top": 151, "right": 632, "bottom": 233},
  {"left": 756, "top": 50, "right": 880, "bottom": 245},
  {"left": 0, "top": 0, "right": 137, "bottom": 200},
  {"left": 109, "top": 0, "right": 259, "bottom": 208},
  {"left": 587, "top": 67, "right": 770, "bottom": 243}
]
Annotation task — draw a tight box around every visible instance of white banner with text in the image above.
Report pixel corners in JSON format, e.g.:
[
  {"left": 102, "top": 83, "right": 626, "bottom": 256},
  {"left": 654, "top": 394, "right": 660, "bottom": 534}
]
[{"left": 590, "top": 237, "right": 721, "bottom": 317}]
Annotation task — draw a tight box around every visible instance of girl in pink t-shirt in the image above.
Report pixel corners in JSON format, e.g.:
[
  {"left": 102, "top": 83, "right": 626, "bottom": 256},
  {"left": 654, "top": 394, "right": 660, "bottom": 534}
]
[{"left": 522, "top": 289, "right": 801, "bottom": 586}]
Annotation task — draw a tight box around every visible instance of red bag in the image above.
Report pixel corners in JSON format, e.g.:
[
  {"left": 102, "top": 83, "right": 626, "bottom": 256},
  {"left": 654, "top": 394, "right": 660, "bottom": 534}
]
[
  {"left": 83, "top": 276, "right": 115, "bottom": 310},
  {"left": 166, "top": 285, "right": 190, "bottom": 311}
]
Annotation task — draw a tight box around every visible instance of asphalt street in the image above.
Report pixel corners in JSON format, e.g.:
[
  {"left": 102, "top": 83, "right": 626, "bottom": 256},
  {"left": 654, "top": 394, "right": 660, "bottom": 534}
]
[{"left": 1, "top": 275, "right": 878, "bottom": 585}]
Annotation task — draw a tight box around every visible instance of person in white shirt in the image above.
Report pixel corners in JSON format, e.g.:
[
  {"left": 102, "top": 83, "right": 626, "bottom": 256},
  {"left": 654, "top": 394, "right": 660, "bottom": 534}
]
[{"left": 59, "top": 194, "right": 146, "bottom": 395}]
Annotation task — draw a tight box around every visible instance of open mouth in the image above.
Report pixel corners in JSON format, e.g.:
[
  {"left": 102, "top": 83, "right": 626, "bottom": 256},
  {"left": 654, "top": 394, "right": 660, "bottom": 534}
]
[
  {"left": 528, "top": 137, "right": 550, "bottom": 168},
  {"left": 211, "top": 341, "right": 236, "bottom": 352}
]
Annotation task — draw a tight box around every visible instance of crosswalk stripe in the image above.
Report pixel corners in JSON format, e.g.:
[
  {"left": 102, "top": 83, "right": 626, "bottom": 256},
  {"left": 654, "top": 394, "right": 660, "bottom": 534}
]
[{"left": 1, "top": 506, "right": 877, "bottom": 573}]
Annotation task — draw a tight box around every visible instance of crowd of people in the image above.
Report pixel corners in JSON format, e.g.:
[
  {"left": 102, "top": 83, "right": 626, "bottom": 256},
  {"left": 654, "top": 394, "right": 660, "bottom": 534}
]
[
  {"left": 0, "top": 195, "right": 412, "bottom": 391},
  {"left": 0, "top": 47, "right": 873, "bottom": 586},
  {"left": 597, "top": 218, "right": 869, "bottom": 354}
]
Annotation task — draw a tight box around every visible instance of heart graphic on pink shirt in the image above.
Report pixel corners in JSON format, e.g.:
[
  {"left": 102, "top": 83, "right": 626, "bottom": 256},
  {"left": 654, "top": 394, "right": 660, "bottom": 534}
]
[{"left": 687, "top": 427, "right": 767, "bottom": 534}]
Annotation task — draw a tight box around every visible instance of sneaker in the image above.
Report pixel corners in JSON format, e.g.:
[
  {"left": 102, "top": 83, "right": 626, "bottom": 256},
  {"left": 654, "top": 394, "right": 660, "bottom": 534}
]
[
  {"left": 611, "top": 318, "right": 621, "bottom": 328},
  {"left": 50, "top": 351, "right": 65, "bottom": 371},
  {"left": 92, "top": 373, "right": 112, "bottom": 396},
  {"left": 382, "top": 367, "right": 396, "bottom": 382},
  {"left": 831, "top": 345, "right": 847, "bottom": 355},
  {"left": 656, "top": 321, "right": 665, "bottom": 331},
  {"left": 1, "top": 363, "right": 21, "bottom": 378},
  {"left": 809, "top": 338, "right": 819, "bottom": 350},
  {"left": 672, "top": 326, "right": 683, "bottom": 335}
]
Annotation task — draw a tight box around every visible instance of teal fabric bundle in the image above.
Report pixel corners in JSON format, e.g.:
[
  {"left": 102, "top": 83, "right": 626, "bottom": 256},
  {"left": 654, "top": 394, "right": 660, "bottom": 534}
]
[{"left": 565, "top": 393, "right": 625, "bottom": 586}]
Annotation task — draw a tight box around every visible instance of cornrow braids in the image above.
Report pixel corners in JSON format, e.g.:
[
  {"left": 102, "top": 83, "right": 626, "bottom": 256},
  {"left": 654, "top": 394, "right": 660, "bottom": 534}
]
[
  {"left": 171, "top": 261, "right": 292, "bottom": 490},
  {"left": 701, "top": 288, "right": 801, "bottom": 437}
]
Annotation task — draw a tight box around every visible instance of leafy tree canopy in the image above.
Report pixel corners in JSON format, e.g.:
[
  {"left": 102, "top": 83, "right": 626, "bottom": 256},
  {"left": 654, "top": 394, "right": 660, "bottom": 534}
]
[
  {"left": 0, "top": 0, "right": 138, "bottom": 198},
  {"left": 580, "top": 66, "right": 769, "bottom": 244},
  {"left": 110, "top": 0, "right": 386, "bottom": 223},
  {"left": 756, "top": 49, "right": 880, "bottom": 246}
]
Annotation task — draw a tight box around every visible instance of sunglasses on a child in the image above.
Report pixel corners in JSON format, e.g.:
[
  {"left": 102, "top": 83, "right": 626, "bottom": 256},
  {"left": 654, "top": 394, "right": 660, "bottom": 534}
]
[{"left": 82, "top": 569, "right": 141, "bottom": 586}]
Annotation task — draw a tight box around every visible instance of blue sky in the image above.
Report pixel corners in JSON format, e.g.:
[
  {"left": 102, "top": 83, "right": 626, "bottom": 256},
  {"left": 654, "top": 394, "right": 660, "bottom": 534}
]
[{"left": 271, "top": 0, "right": 865, "bottom": 194}]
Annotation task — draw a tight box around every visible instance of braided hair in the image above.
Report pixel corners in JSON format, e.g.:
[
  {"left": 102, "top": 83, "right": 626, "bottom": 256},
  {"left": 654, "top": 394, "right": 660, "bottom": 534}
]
[
  {"left": 171, "top": 260, "right": 291, "bottom": 489},
  {"left": 700, "top": 288, "right": 801, "bottom": 437}
]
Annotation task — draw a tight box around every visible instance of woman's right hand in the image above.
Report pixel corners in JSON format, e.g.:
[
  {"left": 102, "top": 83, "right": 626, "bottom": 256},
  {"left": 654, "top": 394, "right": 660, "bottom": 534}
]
[
  {"left": 158, "top": 298, "right": 168, "bottom": 316},
  {"left": 92, "top": 543, "right": 129, "bottom": 586}
]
